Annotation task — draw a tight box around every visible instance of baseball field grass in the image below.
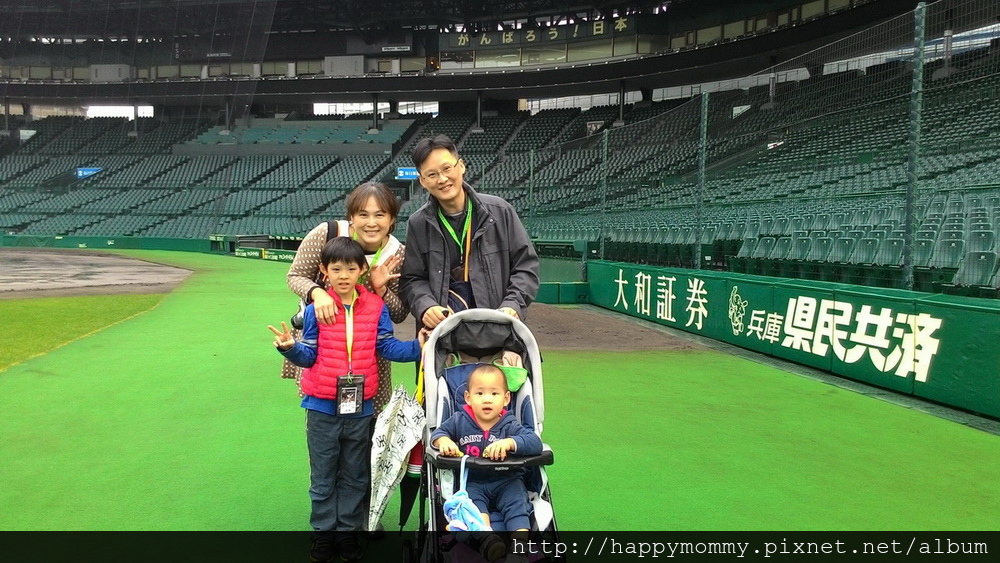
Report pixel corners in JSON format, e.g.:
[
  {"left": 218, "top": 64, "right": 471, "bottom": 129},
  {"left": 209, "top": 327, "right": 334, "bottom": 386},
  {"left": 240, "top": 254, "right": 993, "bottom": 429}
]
[{"left": 2, "top": 250, "right": 999, "bottom": 531}]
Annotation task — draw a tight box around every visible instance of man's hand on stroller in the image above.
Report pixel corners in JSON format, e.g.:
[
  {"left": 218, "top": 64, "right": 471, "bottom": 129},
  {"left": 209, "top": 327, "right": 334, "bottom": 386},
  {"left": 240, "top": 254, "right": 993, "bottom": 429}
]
[
  {"left": 422, "top": 305, "right": 452, "bottom": 329},
  {"left": 483, "top": 438, "right": 516, "bottom": 461},
  {"left": 498, "top": 307, "right": 519, "bottom": 319},
  {"left": 433, "top": 436, "right": 462, "bottom": 457}
]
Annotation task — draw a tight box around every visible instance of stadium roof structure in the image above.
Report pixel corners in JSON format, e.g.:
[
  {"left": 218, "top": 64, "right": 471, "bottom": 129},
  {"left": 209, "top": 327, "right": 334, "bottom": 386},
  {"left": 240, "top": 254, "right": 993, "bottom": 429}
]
[
  {"left": 1, "top": 0, "right": 929, "bottom": 107},
  {"left": 6, "top": 0, "right": 678, "bottom": 37}
]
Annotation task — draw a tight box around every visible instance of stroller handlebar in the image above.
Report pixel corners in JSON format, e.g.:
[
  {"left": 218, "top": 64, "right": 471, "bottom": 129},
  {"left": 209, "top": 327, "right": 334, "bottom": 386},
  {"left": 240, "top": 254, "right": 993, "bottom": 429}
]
[{"left": 426, "top": 447, "right": 554, "bottom": 470}]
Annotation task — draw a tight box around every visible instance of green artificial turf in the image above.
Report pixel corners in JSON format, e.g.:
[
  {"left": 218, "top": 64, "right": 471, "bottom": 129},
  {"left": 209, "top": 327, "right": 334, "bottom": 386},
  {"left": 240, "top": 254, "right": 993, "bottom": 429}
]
[
  {"left": 538, "top": 349, "right": 1000, "bottom": 530},
  {"left": 2, "top": 250, "right": 999, "bottom": 531},
  {"left": 0, "top": 294, "right": 165, "bottom": 370}
]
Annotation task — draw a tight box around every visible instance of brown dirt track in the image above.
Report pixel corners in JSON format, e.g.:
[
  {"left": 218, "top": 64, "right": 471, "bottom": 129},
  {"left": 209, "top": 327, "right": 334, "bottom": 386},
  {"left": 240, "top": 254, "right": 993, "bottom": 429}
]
[
  {"left": 0, "top": 248, "right": 700, "bottom": 351},
  {"left": 0, "top": 248, "right": 193, "bottom": 299}
]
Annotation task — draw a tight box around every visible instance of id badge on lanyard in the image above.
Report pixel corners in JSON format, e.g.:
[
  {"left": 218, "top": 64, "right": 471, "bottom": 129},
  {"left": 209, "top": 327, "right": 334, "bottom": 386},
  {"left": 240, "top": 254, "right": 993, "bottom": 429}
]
[
  {"left": 337, "top": 294, "right": 365, "bottom": 416},
  {"left": 337, "top": 373, "right": 365, "bottom": 415}
]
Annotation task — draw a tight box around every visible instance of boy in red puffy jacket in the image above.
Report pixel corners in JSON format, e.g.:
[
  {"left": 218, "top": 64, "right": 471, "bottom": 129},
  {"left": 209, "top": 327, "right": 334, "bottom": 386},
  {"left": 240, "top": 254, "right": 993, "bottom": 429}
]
[{"left": 269, "top": 237, "right": 425, "bottom": 563}]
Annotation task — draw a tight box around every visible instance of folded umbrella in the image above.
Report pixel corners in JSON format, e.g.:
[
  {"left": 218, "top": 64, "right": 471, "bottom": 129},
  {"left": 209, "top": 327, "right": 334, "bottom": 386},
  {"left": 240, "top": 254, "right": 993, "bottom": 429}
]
[{"left": 369, "top": 385, "right": 425, "bottom": 532}]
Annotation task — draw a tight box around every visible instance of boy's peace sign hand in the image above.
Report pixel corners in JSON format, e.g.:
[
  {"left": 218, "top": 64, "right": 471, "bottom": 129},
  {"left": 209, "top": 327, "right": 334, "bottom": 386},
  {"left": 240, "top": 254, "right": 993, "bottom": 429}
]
[{"left": 268, "top": 321, "right": 295, "bottom": 350}]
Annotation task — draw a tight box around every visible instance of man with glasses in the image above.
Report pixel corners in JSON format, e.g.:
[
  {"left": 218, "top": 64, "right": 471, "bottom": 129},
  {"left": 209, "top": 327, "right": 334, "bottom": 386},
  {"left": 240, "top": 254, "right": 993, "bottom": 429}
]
[{"left": 401, "top": 134, "right": 539, "bottom": 329}]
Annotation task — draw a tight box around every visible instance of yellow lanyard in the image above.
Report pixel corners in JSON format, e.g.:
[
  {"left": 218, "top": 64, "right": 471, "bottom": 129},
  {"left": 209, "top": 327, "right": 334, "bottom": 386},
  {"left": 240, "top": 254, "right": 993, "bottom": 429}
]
[
  {"left": 437, "top": 199, "right": 472, "bottom": 281},
  {"left": 344, "top": 290, "right": 357, "bottom": 374},
  {"left": 352, "top": 232, "right": 384, "bottom": 285}
]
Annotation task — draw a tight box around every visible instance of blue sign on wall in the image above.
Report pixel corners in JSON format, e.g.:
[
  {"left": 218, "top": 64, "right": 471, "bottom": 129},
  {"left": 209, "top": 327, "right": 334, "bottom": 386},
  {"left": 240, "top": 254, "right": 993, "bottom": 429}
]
[
  {"left": 395, "top": 167, "right": 418, "bottom": 180},
  {"left": 76, "top": 167, "right": 102, "bottom": 179}
]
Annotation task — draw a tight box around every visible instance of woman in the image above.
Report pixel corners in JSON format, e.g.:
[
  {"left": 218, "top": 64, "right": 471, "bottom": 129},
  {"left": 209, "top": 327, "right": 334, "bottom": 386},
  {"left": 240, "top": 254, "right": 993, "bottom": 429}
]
[{"left": 283, "top": 181, "right": 408, "bottom": 413}]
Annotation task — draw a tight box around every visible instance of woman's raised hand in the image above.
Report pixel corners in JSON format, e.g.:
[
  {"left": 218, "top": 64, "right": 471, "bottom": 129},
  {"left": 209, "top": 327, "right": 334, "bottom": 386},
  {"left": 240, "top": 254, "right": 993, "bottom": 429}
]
[{"left": 368, "top": 254, "right": 401, "bottom": 296}]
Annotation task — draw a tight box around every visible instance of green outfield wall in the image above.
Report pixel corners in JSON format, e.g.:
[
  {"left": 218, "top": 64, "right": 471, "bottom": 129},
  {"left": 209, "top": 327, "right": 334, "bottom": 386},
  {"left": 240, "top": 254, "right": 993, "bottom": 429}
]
[
  {"left": 588, "top": 261, "right": 1000, "bottom": 419},
  {"left": 1, "top": 235, "right": 222, "bottom": 253}
]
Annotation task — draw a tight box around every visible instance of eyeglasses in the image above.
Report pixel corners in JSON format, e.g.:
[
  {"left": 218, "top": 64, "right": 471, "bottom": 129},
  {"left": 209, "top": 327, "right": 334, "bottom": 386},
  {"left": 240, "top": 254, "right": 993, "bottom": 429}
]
[{"left": 420, "top": 160, "right": 461, "bottom": 182}]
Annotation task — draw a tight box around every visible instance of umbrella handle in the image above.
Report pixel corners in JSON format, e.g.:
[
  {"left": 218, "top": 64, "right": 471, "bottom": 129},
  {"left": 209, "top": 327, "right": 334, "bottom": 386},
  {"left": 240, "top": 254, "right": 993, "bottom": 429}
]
[{"left": 458, "top": 455, "right": 469, "bottom": 491}]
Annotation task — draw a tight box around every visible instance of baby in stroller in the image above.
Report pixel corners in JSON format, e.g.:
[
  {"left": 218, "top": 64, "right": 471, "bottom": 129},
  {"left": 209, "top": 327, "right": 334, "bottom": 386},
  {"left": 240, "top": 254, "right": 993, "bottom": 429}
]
[
  {"left": 431, "top": 363, "right": 543, "bottom": 533},
  {"left": 409, "top": 309, "right": 557, "bottom": 563}
]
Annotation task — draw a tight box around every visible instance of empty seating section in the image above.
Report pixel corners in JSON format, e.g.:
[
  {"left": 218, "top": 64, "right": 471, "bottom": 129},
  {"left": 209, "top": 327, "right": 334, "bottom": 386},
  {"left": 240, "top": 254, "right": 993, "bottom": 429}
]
[
  {"left": 138, "top": 215, "right": 225, "bottom": 239},
  {"left": 462, "top": 114, "right": 528, "bottom": 154},
  {"left": 255, "top": 189, "right": 342, "bottom": 218},
  {"left": 191, "top": 119, "right": 412, "bottom": 146},
  {"left": 15, "top": 116, "right": 84, "bottom": 154},
  {"left": 3, "top": 157, "right": 89, "bottom": 189},
  {"left": 88, "top": 156, "right": 190, "bottom": 189},
  {"left": 39, "top": 117, "right": 123, "bottom": 155},
  {"left": 2, "top": 53, "right": 999, "bottom": 297},
  {"left": 144, "top": 156, "right": 236, "bottom": 188},
  {"left": 549, "top": 105, "right": 620, "bottom": 145},
  {"left": 74, "top": 156, "right": 146, "bottom": 187},
  {"left": 131, "top": 189, "right": 226, "bottom": 215},
  {"left": 126, "top": 120, "right": 213, "bottom": 154},
  {"left": 477, "top": 152, "right": 557, "bottom": 191},
  {"left": 461, "top": 154, "right": 500, "bottom": 186},
  {"left": 0, "top": 156, "right": 48, "bottom": 183},
  {"left": 306, "top": 155, "right": 388, "bottom": 193},
  {"left": 505, "top": 108, "right": 578, "bottom": 153},
  {"left": 200, "top": 155, "right": 286, "bottom": 188},
  {"left": 253, "top": 155, "right": 331, "bottom": 190}
]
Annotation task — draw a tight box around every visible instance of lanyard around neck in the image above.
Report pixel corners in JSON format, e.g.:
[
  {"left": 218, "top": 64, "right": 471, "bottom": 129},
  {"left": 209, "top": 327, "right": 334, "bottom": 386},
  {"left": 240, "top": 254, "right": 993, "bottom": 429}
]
[
  {"left": 437, "top": 198, "right": 472, "bottom": 282},
  {"left": 352, "top": 231, "right": 385, "bottom": 284},
  {"left": 343, "top": 290, "right": 357, "bottom": 373}
]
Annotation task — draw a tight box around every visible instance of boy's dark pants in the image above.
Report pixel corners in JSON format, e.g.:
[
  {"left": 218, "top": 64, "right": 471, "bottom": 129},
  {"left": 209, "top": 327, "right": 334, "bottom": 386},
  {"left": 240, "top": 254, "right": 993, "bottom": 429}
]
[{"left": 306, "top": 409, "right": 372, "bottom": 532}]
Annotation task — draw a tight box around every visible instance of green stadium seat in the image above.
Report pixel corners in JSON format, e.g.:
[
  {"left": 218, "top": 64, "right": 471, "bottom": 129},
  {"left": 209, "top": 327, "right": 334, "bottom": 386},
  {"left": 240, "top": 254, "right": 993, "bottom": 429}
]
[
  {"left": 910, "top": 238, "right": 936, "bottom": 268},
  {"left": 966, "top": 230, "right": 994, "bottom": 252},
  {"left": 943, "top": 251, "right": 999, "bottom": 296},
  {"left": 764, "top": 236, "right": 793, "bottom": 277},
  {"left": 802, "top": 237, "right": 834, "bottom": 280},
  {"left": 822, "top": 237, "right": 856, "bottom": 282},
  {"left": 917, "top": 239, "right": 964, "bottom": 292},
  {"left": 869, "top": 237, "right": 903, "bottom": 288},
  {"left": 747, "top": 236, "right": 776, "bottom": 276},
  {"left": 779, "top": 236, "right": 811, "bottom": 278},
  {"left": 847, "top": 237, "right": 880, "bottom": 285},
  {"left": 727, "top": 237, "right": 756, "bottom": 274}
]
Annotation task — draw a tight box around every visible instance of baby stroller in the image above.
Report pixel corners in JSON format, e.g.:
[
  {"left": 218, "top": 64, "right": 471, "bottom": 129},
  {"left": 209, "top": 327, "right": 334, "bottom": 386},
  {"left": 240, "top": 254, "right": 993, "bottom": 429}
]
[{"left": 403, "top": 308, "right": 559, "bottom": 563}]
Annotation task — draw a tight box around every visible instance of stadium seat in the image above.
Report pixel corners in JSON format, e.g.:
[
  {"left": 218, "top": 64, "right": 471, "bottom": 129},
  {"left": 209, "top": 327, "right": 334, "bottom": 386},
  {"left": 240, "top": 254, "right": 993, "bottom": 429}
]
[
  {"left": 727, "top": 237, "right": 756, "bottom": 274},
  {"left": 779, "top": 237, "right": 812, "bottom": 278},
  {"left": 966, "top": 230, "right": 994, "bottom": 252},
  {"left": 763, "top": 236, "right": 793, "bottom": 277},
  {"left": 747, "top": 236, "right": 776, "bottom": 276},
  {"left": 846, "top": 237, "right": 880, "bottom": 285},
  {"left": 822, "top": 237, "right": 856, "bottom": 282},
  {"left": 916, "top": 239, "right": 965, "bottom": 292},
  {"left": 943, "top": 251, "right": 999, "bottom": 297},
  {"left": 870, "top": 237, "right": 904, "bottom": 288},
  {"left": 802, "top": 237, "right": 834, "bottom": 280}
]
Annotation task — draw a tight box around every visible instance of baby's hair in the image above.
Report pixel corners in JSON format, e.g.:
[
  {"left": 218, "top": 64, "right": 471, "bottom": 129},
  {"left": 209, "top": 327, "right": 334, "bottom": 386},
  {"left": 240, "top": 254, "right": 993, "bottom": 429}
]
[
  {"left": 468, "top": 363, "right": 508, "bottom": 392},
  {"left": 320, "top": 237, "right": 368, "bottom": 270}
]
